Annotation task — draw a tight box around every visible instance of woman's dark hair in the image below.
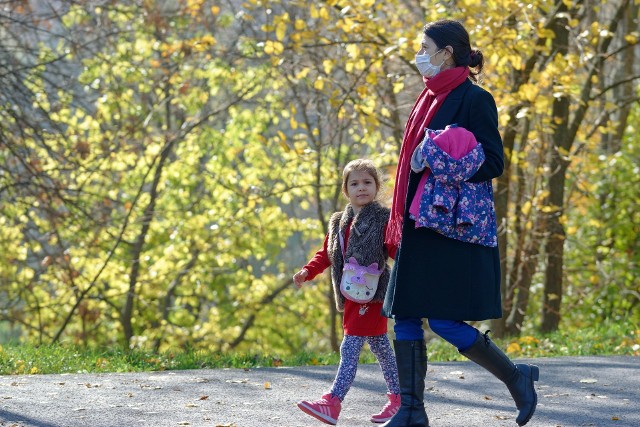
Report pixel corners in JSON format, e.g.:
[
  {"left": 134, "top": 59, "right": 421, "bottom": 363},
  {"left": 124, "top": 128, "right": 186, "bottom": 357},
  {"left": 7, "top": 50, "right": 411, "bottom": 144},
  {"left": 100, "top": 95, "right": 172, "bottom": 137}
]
[{"left": 424, "top": 19, "right": 484, "bottom": 82}]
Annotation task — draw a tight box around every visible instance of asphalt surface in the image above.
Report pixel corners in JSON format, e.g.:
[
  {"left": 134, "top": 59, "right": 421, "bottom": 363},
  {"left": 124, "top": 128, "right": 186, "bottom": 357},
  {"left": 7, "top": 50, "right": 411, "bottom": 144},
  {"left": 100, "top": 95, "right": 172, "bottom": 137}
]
[{"left": 0, "top": 356, "right": 638, "bottom": 427}]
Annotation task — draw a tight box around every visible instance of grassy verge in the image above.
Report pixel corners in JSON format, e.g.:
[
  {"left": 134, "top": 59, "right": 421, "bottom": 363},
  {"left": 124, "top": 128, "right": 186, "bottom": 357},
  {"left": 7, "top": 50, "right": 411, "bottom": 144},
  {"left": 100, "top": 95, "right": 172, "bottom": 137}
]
[{"left": 0, "top": 321, "right": 637, "bottom": 375}]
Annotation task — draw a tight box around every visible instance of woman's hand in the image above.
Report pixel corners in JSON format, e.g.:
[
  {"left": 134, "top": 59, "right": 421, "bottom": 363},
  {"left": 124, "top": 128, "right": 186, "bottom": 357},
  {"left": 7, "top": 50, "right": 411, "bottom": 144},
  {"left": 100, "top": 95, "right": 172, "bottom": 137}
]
[{"left": 293, "top": 268, "right": 309, "bottom": 288}]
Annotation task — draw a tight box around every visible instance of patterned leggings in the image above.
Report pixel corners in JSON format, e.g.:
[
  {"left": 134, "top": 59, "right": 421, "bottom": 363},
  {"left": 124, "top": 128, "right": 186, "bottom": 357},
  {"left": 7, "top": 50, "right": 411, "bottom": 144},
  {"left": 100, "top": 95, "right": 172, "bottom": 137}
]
[{"left": 330, "top": 334, "right": 400, "bottom": 401}]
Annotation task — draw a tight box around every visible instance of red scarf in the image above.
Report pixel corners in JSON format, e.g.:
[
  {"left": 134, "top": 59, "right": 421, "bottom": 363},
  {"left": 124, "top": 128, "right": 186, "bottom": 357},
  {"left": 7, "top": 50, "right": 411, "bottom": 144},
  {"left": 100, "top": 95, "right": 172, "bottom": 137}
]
[{"left": 386, "top": 67, "right": 470, "bottom": 247}]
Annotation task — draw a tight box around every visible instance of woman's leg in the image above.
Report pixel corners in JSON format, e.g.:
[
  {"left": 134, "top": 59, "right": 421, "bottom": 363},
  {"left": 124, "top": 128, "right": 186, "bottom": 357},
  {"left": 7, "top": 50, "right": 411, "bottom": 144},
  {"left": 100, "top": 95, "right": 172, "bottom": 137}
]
[
  {"left": 330, "top": 335, "right": 366, "bottom": 401},
  {"left": 428, "top": 319, "right": 539, "bottom": 426},
  {"left": 427, "top": 318, "right": 478, "bottom": 351},
  {"left": 383, "top": 317, "right": 429, "bottom": 427},
  {"left": 393, "top": 316, "right": 424, "bottom": 341},
  {"left": 367, "top": 334, "right": 400, "bottom": 395}
]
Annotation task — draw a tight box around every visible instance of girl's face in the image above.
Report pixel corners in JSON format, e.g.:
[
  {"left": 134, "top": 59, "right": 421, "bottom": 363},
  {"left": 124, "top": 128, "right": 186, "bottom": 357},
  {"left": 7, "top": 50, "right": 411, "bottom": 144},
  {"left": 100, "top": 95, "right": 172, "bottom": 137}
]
[{"left": 345, "top": 170, "right": 377, "bottom": 211}]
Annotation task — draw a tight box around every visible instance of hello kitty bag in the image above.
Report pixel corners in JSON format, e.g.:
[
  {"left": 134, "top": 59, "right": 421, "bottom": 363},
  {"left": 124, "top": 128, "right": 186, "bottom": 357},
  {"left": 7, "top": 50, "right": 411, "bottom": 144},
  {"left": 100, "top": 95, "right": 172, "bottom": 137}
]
[{"left": 338, "top": 233, "right": 383, "bottom": 304}]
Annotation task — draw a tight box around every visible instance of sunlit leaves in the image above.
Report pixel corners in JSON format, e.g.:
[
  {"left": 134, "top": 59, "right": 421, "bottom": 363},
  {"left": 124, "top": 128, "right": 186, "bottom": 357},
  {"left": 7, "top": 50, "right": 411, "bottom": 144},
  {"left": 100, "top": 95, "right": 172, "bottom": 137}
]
[
  {"left": 2, "top": 0, "right": 638, "bottom": 355},
  {"left": 263, "top": 40, "right": 284, "bottom": 55}
]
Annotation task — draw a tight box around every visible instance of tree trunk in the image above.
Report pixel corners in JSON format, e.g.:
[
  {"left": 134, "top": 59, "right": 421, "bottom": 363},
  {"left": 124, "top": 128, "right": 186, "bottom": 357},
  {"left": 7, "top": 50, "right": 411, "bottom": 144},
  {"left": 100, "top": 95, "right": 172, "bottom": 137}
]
[
  {"left": 121, "top": 136, "right": 175, "bottom": 345},
  {"left": 541, "top": 5, "right": 570, "bottom": 333},
  {"left": 505, "top": 118, "right": 544, "bottom": 335},
  {"left": 540, "top": 0, "right": 631, "bottom": 332}
]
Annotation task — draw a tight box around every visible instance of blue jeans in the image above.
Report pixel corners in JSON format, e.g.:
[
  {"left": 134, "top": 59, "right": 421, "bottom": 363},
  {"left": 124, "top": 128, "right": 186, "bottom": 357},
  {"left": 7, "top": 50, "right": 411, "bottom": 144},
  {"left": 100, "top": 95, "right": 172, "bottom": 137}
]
[{"left": 394, "top": 317, "right": 478, "bottom": 352}]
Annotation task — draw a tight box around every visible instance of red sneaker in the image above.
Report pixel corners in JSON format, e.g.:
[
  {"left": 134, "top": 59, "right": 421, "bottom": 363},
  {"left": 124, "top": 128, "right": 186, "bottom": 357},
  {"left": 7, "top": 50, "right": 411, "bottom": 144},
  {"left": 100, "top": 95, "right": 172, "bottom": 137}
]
[
  {"left": 297, "top": 392, "right": 341, "bottom": 425},
  {"left": 370, "top": 393, "right": 400, "bottom": 423}
]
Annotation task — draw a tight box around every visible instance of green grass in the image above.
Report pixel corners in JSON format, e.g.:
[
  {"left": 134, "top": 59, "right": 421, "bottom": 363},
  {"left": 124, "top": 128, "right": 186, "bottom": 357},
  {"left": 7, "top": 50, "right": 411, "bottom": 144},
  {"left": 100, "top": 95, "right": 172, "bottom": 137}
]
[{"left": 0, "top": 321, "right": 637, "bottom": 375}]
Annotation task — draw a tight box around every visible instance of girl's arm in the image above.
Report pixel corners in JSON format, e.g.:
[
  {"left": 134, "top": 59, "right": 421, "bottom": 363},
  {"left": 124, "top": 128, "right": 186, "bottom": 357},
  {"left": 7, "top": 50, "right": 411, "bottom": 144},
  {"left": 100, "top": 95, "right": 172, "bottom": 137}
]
[{"left": 295, "top": 233, "right": 332, "bottom": 285}]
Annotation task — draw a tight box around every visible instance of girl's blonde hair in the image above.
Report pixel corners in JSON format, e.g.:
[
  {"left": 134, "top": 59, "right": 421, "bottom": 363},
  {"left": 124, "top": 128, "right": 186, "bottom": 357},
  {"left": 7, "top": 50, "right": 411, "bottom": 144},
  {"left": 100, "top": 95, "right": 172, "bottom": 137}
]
[{"left": 341, "top": 159, "right": 381, "bottom": 197}]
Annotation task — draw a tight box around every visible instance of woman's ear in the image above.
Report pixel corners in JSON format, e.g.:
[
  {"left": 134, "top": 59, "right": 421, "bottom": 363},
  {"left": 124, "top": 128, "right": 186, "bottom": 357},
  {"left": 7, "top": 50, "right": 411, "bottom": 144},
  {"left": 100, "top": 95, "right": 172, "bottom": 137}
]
[{"left": 444, "top": 46, "right": 455, "bottom": 66}]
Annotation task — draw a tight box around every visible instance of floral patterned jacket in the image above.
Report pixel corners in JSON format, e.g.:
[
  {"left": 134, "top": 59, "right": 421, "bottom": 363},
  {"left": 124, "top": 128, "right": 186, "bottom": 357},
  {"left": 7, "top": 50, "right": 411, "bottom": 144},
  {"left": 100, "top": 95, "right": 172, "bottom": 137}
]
[{"left": 409, "top": 125, "right": 498, "bottom": 247}]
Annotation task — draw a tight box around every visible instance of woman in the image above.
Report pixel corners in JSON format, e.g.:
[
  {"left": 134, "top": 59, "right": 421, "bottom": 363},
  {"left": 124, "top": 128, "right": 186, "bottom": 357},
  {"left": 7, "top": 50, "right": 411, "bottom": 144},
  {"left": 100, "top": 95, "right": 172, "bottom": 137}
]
[{"left": 382, "top": 20, "right": 539, "bottom": 427}]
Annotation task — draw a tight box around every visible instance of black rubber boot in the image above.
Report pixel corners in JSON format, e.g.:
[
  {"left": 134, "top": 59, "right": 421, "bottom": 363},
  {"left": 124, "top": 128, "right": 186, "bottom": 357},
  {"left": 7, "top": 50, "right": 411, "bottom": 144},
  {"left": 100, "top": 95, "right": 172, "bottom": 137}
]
[
  {"left": 461, "top": 331, "right": 540, "bottom": 426},
  {"left": 381, "top": 340, "right": 429, "bottom": 427}
]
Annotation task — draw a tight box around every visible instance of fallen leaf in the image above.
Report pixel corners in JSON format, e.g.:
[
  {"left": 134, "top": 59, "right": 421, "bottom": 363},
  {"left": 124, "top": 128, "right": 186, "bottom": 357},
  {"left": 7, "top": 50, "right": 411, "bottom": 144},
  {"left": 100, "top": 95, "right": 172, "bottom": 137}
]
[
  {"left": 199, "top": 395, "right": 209, "bottom": 400},
  {"left": 264, "top": 382, "right": 271, "bottom": 389},
  {"left": 185, "top": 403, "right": 198, "bottom": 408},
  {"left": 580, "top": 378, "right": 598, "bottom": 384},
  {"left": 612, "top": 416, "right": 619, "bottom": 420},
  {"left": 484, "top": 395, "right": 493, "bottom": 400},
  {"left": 226, "top": 379, "right": 249, "bottom": 384}
]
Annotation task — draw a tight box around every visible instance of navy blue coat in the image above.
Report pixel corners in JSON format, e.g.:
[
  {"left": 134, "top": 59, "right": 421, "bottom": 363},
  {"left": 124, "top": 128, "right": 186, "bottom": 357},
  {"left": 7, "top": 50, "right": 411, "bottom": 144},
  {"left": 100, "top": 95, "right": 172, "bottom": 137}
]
[{"left": 382, "top": 78, "right": 504, "bottom": 321}]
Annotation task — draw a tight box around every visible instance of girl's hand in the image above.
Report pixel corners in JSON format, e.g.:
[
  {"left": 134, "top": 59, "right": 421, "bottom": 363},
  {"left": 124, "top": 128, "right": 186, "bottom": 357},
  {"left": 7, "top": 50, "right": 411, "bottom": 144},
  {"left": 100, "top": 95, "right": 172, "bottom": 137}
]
[{"left": 293, "top": 268, "right": 309, "bottom": 288}]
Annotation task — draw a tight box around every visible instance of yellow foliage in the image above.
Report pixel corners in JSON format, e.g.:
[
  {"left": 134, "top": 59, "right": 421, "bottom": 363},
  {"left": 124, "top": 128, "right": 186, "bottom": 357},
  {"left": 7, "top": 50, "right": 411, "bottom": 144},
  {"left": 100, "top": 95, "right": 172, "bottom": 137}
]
[
  {"left": 293, "top": 68, "right": 309, "bottom": 80},
  {"left": 624, "top": 32, "right": 638, "bottom": 44},
  {"left": 506, "top": 342, "right": 521, "bottom": 354},
  {"left": 519, "top": 83, "right": 538, "bottom": 103},
  {"left": 346, "top": 44, "right": 359, "bottom": 58},
  {"left": 322, "top": 59, "right": 334, "bottom": 74},
  {"left": 588, "top": 219, "right": 602, "bottom": 228},
  {"left": 264, "top": 40, "right": 284, "bottom": 55},
  {"left": 276, "top": 21, "right": 287, "bottom": 41},
  {"left": 518, "top": 336, "right": 540, "bottom": 345},
  {"left": 319, "top": 6, "right": 330, "bottom": 20}
]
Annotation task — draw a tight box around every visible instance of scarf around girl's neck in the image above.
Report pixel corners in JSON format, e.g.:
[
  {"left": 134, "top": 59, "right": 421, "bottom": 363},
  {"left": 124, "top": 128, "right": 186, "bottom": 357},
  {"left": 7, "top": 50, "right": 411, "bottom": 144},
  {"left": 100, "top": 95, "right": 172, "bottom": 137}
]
[{"left": 385, "top": 66, "right": 470, "bottom": 247}]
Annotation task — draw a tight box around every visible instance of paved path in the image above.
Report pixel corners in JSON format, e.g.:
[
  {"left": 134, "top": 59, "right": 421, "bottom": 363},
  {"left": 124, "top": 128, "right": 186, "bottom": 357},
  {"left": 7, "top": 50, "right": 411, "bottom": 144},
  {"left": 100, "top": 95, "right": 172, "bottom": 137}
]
[{"left": 0, "top": 356, "right": 638, "bottom": 427}]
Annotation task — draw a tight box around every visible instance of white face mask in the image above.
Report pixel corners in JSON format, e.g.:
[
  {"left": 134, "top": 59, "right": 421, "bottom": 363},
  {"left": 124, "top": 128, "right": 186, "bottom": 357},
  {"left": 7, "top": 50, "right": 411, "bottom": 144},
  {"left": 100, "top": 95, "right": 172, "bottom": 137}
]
[{"left": 415, "top": 49, "right": 445, "bottom": 78}]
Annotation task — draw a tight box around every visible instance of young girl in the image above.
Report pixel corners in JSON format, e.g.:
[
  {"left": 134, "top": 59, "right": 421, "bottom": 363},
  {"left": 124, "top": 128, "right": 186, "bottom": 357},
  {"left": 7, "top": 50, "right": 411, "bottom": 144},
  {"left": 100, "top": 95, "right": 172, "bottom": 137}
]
[{"left": 293, "top": 159, "right": 400, "bottom": 425}]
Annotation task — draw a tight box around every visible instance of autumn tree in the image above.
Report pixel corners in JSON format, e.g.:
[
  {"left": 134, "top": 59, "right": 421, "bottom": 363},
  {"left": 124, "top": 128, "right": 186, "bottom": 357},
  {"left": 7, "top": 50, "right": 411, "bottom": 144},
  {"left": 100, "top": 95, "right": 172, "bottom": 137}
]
[{"left": 1, "top": 0, "right": 638, "bottom": 353}]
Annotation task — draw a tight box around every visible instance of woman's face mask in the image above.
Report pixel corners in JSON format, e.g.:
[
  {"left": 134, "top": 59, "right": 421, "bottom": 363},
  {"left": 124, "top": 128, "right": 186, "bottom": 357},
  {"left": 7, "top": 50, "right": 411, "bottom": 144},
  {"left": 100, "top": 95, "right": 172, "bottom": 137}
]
[{"left": 415, "top": 49, "right": 445, "bottom": 78}]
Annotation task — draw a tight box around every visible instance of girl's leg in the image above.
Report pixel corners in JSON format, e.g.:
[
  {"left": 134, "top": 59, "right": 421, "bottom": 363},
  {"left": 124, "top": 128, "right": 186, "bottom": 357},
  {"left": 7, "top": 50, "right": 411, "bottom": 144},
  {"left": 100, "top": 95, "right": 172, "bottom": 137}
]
[
  {"left": 367, "top": 334, "right": 400, "bottom": 395},
  {"left": 330, "top": 335, "right": 366, "bottom": 401},
  {"left": 427, "top": 318, "right": 478, "bottom": 351}
]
